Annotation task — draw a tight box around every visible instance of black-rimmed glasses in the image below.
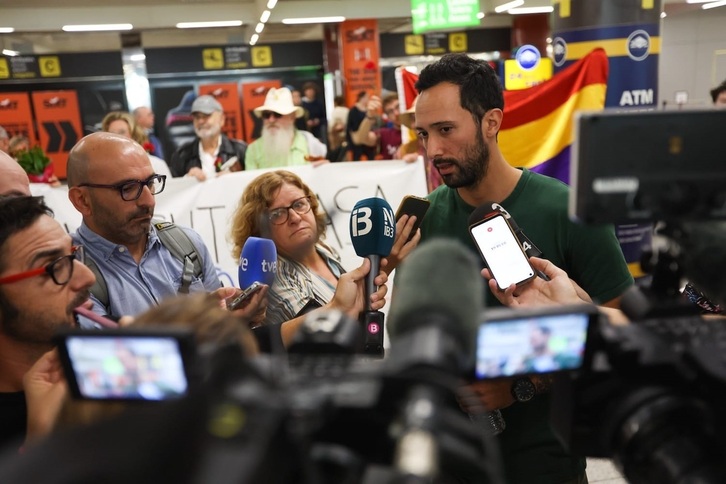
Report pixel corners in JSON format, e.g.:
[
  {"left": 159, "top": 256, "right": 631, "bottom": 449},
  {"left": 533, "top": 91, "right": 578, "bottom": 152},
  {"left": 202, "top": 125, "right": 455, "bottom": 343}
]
[
  {"left": 0, "top": 245, "right": 86, "bottom": 286},
  {"left": 268, "top": 196, "right": 312, "bottom": 225},
  {"left": 78, "top": 174, "right": 166, "bottom": 201}
]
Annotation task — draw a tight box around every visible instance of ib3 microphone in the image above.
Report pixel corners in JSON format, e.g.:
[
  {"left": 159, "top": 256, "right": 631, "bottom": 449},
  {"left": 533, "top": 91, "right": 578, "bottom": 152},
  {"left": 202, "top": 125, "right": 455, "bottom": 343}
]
[{"left": 350, "top": 197, "right": 396, "bottom": 357}]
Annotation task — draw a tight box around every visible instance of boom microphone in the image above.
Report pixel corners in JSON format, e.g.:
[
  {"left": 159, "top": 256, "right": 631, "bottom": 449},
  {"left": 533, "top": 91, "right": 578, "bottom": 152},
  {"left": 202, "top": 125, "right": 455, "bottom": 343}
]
[
  {"left": 387, "top": 238, "right": 483, "bottom": 372},
  {"left": 350, "top": 197, "right": 396, "bottom": 357},
  {"left": 468, "top": 201, "right": 544, "bottom": 259},
  {"left": 238, "top": 237, "right": 278, "bottom": 289}
]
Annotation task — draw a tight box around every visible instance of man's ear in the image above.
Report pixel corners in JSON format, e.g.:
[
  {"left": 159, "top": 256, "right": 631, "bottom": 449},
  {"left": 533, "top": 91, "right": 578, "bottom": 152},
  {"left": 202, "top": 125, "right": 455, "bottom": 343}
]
[
  {"left": 68, "top": 187, "right": 92, "bottom": 216},
  {"left": 482, "top": 109, "right": 503, "bottom": 138}
]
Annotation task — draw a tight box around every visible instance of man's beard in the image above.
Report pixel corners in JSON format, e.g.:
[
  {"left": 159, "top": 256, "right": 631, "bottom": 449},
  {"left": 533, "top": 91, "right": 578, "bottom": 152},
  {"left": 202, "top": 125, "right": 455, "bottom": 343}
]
[
  {"left": 435, "top": 129, "right": 489, "bottom": 189},
  {"left": 261, "top": 123, "right": 295, "bottom": 164},
  {"left": 195, "top": 124, "right": 221, "bottom": 141}
]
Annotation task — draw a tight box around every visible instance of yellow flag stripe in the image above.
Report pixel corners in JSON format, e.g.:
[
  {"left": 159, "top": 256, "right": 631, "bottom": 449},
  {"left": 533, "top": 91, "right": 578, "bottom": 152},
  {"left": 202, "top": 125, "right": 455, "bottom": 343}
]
[{"left": 500, "top": 83, "right": 607, "bottom": 168}]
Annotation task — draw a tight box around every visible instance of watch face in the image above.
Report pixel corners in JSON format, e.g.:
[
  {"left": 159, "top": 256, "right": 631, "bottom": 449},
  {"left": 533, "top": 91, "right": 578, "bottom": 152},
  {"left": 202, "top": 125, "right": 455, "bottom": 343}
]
[{"left": 513, "top": 378, "right": 536, "bottom": 402}]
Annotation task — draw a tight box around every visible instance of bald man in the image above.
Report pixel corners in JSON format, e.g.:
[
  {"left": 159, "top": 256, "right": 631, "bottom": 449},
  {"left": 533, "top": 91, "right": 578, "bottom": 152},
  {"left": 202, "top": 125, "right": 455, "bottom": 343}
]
[
  {"left": 66, "top": 132, "right": 221, "bottom": 320},
  {"left": 0, "top": 151, "right": 30, "bottom": 198}
]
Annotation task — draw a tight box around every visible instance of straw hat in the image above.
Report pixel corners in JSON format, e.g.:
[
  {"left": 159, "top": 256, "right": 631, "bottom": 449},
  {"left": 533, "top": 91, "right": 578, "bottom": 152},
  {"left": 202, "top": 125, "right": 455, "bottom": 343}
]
[
  {"left": 399, "top": 97, "right": 417, "bottom": 130},
  {"left": 253, "top": 87, "right": 304, "bottom": 119}
]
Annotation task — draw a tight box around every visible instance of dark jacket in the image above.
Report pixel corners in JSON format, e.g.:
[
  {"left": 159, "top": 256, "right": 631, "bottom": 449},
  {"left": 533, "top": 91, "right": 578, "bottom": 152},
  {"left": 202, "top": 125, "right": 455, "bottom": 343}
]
[{"left": 169, "top": 134, "right": 247, "bottom": 177}]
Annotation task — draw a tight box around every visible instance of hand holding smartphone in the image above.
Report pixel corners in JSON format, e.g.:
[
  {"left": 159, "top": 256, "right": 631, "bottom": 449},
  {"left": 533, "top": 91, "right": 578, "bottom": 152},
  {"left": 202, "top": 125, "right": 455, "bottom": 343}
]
[
  {"left": 395, "top": 195, "right": 430, "bottom": 242},
  {"left": 227, "top": 281, "right": 264, "bottom": 311},
  {"left": 469, "top": 213, "right": 535, "bottom": 290}
]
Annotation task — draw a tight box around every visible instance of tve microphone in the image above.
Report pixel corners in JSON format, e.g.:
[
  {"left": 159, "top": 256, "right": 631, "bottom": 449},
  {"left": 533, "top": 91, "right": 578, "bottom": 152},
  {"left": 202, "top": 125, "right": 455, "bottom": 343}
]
[
  {"left": 468, "top": 201, "right": 543, "bottom": 259},
  {"left": 350, "top": 197, "right": 396, "bottom": 357},
  {"left": 238, "top": 236, "right": 277, "bottom": 289}
]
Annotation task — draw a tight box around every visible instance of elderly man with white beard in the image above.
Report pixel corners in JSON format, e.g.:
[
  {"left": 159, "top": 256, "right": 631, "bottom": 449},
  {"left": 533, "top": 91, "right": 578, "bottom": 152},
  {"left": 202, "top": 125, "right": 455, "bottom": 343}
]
[
  {"left": 245, "top": 87, "right": 328, "bottom": 170},
  {"left": 170, "top": 95, "right": 247, "bottom": 181}
]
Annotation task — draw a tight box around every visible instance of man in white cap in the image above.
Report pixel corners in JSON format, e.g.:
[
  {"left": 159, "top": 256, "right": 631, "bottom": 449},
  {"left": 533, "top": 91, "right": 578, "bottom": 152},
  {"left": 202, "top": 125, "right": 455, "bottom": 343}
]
[
  {"left": 169, "top": 95, "right": 247, "bottom": 181},
  {"left": 246, "top": 87, "right": 328, "bottom": 170}
]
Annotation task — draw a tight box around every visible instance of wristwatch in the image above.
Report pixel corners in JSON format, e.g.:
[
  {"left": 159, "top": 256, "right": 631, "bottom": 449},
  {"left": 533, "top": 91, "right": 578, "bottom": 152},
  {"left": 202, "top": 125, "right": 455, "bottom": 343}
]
[{"left": 511, "top": 377, "right": 536, "bottom": 403}]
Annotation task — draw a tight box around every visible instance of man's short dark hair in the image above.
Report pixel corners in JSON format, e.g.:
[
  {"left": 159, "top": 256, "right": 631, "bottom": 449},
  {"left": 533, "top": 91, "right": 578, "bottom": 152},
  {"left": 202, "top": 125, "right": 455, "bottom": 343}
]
[
  {"left": 0, "top": 196, "right": 53, "bottom": 273},
  {"left": 415, "top": 53, "right": 504, "bottom": 126},
  {"left": 710, "top": 79, "right": 726, "bottom": 103},
  {"left": 302, "top": 82, "right": 318, "bottom": 94}
]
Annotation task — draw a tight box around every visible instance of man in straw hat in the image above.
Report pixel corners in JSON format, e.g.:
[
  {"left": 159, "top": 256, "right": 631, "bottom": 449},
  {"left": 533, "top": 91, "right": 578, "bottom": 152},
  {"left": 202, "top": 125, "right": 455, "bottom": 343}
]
[{"left": 246, "top": 87, "right": 328, "bottom": 170}]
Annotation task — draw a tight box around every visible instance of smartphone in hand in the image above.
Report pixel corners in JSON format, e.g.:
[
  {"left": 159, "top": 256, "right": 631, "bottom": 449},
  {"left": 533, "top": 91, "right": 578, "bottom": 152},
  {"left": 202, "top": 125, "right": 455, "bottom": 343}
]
[
  {"left": 227, "top": 281, "right": 264, "bottom": 311},
  {"left": 469, "top": 212, "right": 535, "bottom": 291},
  {"left": 395, "top": 195, "right": 430, "bottom": 242}
]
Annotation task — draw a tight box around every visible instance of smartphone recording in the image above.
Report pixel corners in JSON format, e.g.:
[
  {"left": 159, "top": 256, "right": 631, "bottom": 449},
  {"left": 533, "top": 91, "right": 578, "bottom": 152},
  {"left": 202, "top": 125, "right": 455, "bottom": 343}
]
[
  {"left": 55, "top": 329, "right": 194, "bottom": 401},
  {"left": 474, "top": 306, "right": 596, "bottom": 379}
]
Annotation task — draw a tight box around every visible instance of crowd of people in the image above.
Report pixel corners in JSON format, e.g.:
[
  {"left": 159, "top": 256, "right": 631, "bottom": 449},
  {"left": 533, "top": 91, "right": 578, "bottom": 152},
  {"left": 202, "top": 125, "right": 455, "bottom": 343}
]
[{"left": 1, "top": 59, "right": 725, "bottom": 483}]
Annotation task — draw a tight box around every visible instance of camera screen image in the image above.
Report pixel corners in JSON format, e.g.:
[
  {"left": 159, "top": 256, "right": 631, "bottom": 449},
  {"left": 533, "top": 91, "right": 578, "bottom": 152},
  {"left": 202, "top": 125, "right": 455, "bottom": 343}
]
[
  {"left": 475, "top": 312, "right": 590, "bottom": 379},
  {"left": 63, "top": 335, "right": 189, "bottom": 401}
]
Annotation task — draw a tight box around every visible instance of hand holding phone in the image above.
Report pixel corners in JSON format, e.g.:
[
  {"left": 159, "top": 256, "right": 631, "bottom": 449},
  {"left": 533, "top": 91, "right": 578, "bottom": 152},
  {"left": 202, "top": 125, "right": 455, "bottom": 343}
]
[
  {"left": 395, "top": 195, "right": 430, "bottom": 243},
  {"left": 469, "top": 213, "right": 535, "bottom": 291},
  {"left": 227, "top": 281, "right": 264, "bottom": 311}
]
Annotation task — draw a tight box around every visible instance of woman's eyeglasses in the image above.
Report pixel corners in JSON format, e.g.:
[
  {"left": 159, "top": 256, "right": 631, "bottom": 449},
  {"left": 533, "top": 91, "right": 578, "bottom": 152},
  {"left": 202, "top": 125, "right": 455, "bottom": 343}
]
[
  {"left": 0, "top": 246, "right": 86, "bottom": 286},
  {"left": 268, "top": 196, "right": 313, "bottom": 225}
]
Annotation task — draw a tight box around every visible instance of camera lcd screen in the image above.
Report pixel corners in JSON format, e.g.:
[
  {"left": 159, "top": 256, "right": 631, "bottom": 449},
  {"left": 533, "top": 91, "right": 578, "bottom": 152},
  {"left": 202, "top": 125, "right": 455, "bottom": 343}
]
[
  {"left": 60, "top": 334, "right": 190, "bottom": 401},
  {"left": 475, "top": 312, "right": 590, "bottom": 379}
]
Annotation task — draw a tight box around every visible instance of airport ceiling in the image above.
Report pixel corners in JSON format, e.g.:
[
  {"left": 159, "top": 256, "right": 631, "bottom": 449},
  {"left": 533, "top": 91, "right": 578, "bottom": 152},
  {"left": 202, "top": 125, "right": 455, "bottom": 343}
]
[{"left": 0, "top": 0, "right": 710, "bottom": 53}]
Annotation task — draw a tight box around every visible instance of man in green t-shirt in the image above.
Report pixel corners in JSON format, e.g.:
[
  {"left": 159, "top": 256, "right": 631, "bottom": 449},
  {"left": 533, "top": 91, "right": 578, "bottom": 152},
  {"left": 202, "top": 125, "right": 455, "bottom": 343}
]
[{"left": 413, "top": 53, "right": 634, "bottom": 484}]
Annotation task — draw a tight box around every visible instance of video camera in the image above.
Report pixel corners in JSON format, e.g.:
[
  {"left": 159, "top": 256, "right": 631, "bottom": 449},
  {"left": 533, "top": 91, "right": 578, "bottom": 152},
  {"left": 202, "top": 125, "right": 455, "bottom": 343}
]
[{"left": 541, "top": 108, "right": 726, "bottom": 483}]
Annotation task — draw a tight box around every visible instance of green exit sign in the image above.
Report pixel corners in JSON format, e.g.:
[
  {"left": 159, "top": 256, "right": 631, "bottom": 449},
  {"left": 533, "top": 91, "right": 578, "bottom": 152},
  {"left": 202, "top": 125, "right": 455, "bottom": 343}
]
[{"left": 411, "top": 0, "right": 480, "bottom": 34}]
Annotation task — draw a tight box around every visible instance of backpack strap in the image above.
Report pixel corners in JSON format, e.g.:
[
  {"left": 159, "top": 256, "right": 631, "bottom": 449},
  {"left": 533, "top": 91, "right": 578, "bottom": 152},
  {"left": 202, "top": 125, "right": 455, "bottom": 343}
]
[
  {"left": 154, "top": 221, "right": 204, "bottom": 294},
  {"left": 84, "top": 256, "right": 111, "bottom": 315}
]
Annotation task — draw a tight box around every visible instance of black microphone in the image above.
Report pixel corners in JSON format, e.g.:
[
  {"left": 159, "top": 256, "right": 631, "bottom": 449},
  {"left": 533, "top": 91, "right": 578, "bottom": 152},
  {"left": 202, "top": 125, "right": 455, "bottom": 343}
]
[
  {"left": 386, "top": 239, "right": 504, "bottom": 482},
  {"left": 349, "top": 197, "right": 396, "bottom": 357},
  {"left": 467, "top": 202, "right": 544, "bottom": 259}
]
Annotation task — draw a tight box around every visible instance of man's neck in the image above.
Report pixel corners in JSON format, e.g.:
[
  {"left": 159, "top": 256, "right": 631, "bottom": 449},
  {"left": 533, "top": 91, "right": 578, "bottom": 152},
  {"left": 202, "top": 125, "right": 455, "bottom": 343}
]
[
  {"left": 0, "top": 335, "right": 48, "bottom": 392},
  {"left": 84, "top": 220, "right": 149, "bottom": 264},
  {"left": 457, "top": 153, "right": 522, "bottom": 208},
  {"left": 200, "top": 135, "right": 220, "bottom": 152}
]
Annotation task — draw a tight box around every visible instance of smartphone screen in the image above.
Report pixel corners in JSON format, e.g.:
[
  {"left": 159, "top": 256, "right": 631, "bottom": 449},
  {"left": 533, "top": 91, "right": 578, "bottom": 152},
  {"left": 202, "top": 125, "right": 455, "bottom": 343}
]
[
  {"left": 58, "top": 332, "right": 191, "bottom": 401},
  {"left": 470, "top": 214, "right": 535, "bottom": 290},
  {"left": 474, "top": 310, "right": 591, "bottom": 379}
]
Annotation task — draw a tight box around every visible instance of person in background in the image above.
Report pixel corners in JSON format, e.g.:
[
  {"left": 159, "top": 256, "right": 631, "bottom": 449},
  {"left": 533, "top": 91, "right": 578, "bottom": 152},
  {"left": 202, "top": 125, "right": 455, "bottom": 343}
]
[
  {"left": 169, "top": 95, "right": 246, "bottom": 181},
  {"left": 301, "top": 82, "right": 327, "bottom": 144},
  {"left": 0, "top": 151, "right": 31, "bottom": 198},
  {"left": 229, "top": 170, "right": 415, "bottom": 329},
  {"left": 290, "top": 88, "right": 310, "bottom": 133},
  {"left": 328, "top": 95, "right": 349, "bottom": 162},
  {"left": 101, "top": 111, "right": 172, "bottom": 179},
  {"left": 0, "top": 126, "right": 9, "bottom": 154},
  {"left": 346, "top": 91, "right": 377, "bottom": 161},
  {"left": 8, "top": 135, "right": 30, "bottom": 159},
  {"left": 133, "top": 106, "right": 165, "bottom": 160},
  {"left": 245, "top": 88, "right": 328, "bottom": 170},
  {"left": 351, "top": 93, "right": 402, "bottom": 160},
  {"left": 710, "top": 79, "right": 726, "bottom": 108}
]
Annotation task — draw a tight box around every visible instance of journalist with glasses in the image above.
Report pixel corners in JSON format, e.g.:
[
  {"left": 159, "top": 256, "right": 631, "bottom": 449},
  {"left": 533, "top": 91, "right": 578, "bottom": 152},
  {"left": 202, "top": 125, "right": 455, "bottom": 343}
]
[
  {"left": 66, "top": 132, "right": 225, "bottom": 322},
  {"left": 244, "top": 87, "right": 328, "bottom": 171},
  {"left": 0, "top": 196, "right": 96, "bottom": 449},
  {"left": 230, "top": 170, "right": 414, "bottom": 330}
]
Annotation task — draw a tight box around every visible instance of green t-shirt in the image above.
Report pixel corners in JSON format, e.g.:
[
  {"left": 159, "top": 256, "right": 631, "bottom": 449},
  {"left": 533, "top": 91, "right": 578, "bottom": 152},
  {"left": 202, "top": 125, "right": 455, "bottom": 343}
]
[
  {"left": 245, "top": 130, "right": 310, "bottom": 170},
  {"left": 420, "top": 168, "right": 633, "bottom": 484}
]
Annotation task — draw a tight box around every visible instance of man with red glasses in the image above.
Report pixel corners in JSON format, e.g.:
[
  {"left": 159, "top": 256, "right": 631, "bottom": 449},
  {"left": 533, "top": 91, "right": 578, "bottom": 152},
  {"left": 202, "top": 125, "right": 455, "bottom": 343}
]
[
  {"left": 66, "top": 132, "right": 224, "bottom": 321},
  {"left": 169, "top": 94, "right": 247, "bottom": 181},
  {"left": 245, "top": 87, "right": 328, "bottom": 170},
  {"left": 0, "top": 196, "right": 95, "bottom": 449}
]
